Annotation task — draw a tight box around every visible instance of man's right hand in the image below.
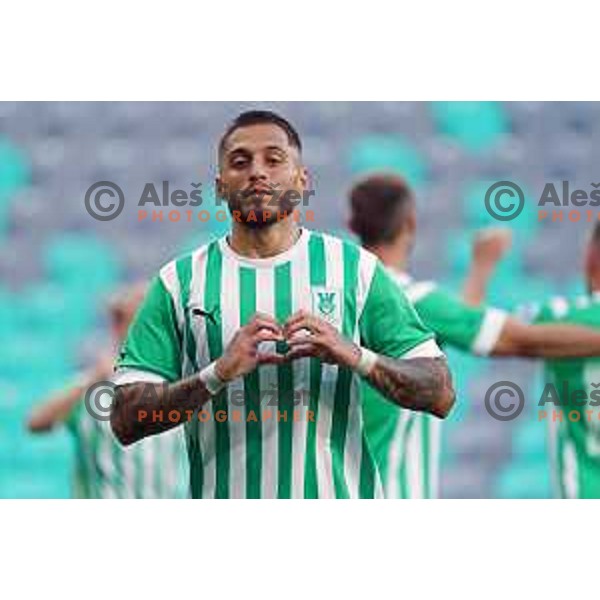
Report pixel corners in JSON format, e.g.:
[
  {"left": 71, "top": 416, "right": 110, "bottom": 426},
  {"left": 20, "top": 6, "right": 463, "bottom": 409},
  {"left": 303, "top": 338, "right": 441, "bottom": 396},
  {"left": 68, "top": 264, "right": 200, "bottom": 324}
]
[
  {"left": 472, "top": 227, "right": 512, "bottom": 269},
  {"left": 463, "top": 228, "right": 513, "bottom": 306},
  {"left": 215, "top": 313, "right": 286, "bottom": 382},
  {"left": 92, "top": 354, "right": 115, "bottom": 382},
  {"left": 112, "top": 313, "right": 287, "bottom": 445}
]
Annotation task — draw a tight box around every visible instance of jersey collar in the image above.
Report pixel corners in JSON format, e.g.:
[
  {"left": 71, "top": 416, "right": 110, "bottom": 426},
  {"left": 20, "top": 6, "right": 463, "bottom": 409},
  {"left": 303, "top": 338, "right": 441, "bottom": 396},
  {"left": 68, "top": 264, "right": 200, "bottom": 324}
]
[{"left": 218, "top": 227, "right": 309, "bottom": 268}]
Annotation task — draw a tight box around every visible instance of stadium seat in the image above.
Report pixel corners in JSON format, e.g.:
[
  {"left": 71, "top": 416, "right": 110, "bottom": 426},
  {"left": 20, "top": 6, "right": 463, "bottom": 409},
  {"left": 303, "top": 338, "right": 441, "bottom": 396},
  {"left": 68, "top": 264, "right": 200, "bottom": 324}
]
[
  {"left": 444, "top": 229, "right": 525, "bottom": 278},
  {"left": 495, "top": 463, "right": 552, "bottom": 499},
  {"left": 0, "top": 196, "right": 12, "bottom": 239},
  {"left": 440, "top": 463, "right": 491, "bottom": 499},
  {"left": 0, "top": 472, "right": 71, "bottom": 499},
  {"left": 461, "top": 180, "right": 541, "bottom": 233},
  {"left": 512, "top": 422, "right": 547, "bottom": 463},
  {"left": 347, "top": 135, "right": 428, "bottom": 188},
  {"left": 0, "top": 137, "right": 30, "bottom": 193},
  {"left": 43, "top": 233, "right": 123, "bottom": 292},
  {"left": 430, "top": 102, "right": 509, "bottom": 152},
  {"left": 0, "top": 333, "right": 73, "bottom": 380},
  {"left": 20, "top": 282, "right": 99, "bottom": 333}
]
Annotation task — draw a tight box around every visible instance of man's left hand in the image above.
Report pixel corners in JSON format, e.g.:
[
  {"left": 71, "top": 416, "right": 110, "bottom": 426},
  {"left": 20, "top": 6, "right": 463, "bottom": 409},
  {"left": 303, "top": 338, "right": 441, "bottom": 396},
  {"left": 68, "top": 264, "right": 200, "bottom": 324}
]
[{"left": 283, "top": 310, "right": 361, "bottom": 368}]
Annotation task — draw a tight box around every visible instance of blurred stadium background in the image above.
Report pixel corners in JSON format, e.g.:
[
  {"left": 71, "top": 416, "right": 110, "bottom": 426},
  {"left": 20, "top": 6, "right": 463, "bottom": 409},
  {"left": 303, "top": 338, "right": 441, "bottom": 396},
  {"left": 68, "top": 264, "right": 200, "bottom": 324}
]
[{"left": 1, "top": 101, "right": 598, "bottom": 499}]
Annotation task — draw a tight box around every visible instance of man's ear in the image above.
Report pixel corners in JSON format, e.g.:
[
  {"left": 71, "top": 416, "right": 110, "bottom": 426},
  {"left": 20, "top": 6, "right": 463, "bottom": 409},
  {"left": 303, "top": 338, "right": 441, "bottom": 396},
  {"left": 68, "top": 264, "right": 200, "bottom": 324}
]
[
  {"left": 215, "top": 176, "right": 227, "bottom": 202},
  {"left": 296, "top": 166, "right": 309, "bottom": 191},
  {"left": 406, "top": 207, "right": 417, "bottom": 236}
]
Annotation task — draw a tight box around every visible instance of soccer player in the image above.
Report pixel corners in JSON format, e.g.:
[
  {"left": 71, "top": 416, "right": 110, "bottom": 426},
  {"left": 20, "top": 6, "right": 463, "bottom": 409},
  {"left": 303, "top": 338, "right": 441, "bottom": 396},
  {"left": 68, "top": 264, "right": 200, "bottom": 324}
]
[
  {"left": 110, "top": 110, "right": 456, "bottom": 499},
  {"left": 28, "top": 284, "right": 189, "bottom": 498},
  {"left": 465, "top": 221, "right": 600, "bottom": 499},
  {"left": 348, "top": 173, "right": 600, "bottom": 498}
]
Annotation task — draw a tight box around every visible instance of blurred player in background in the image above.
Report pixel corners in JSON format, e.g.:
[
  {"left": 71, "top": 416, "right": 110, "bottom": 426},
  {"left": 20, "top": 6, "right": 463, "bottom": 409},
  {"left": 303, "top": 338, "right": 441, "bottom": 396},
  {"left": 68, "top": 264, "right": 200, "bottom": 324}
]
[
  {"left": 28, "top": 284, "right": 189, "bottom": 498},
  {"left": 465, "top": 221, "right": 600, "bottom": 499},
  {"left": 110, "top": 110, "right": 456, "bottom": 499},
  {"left": 348, "top": 173, "right": 600, "bottom": 498}
]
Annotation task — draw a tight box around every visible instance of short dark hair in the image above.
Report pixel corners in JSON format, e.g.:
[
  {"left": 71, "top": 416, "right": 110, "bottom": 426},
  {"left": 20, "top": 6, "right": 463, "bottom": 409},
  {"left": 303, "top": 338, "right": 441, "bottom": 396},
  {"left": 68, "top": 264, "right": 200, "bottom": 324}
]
[
  {"left": 348, "top": 173, "right": 415, "bottom": 247},
  {"left": 218, "top": 110, "right": 302, "bottom": 160}
]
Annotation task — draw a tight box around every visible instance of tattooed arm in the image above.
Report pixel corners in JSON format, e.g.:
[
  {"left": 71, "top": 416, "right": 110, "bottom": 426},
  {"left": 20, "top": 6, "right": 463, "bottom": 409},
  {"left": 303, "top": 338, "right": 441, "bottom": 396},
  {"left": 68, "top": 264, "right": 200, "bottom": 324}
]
[
  {"left": 111, "top": 313, "right": 285, "bottom": 445},
  {"left": 284, "top": 311, "right": 456, "bottom": 419},
  {"left": 28, "top": 354, "right": 115, "bottom": 433},
  {"left": 111, "top": 375, "right": 213, "bottom": 445},
  {"left": 364, "top": 355, "right": 455, "bottom": 418}
]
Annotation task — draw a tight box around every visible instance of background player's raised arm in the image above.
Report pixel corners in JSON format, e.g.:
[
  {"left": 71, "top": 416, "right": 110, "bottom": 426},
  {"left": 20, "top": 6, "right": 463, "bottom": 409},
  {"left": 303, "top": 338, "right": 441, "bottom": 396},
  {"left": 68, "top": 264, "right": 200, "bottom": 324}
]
[
  {"left": 461, "top": 227, "right": 600, "bottom": 358},
  {"left": 489, "top": 318, "right": 600, "bottom": 358},
  {"left": 462, "top": 228, "right": 513, "bottom": 306},
  {"left": 27, "top": 359, "right": 111, "bottom": 432}
]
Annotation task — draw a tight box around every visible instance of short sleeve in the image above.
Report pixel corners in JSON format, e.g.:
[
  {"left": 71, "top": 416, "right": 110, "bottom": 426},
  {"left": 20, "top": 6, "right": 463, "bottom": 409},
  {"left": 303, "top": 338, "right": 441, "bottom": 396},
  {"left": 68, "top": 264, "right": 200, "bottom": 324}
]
[
  {"left": 359, "top": 262, "right": 435, "bottom": 358},
  {"left": 114, "top": 275, "right": 183, "bottom": 382},
  {"left": 412, "top": 286, "right": 507, "bottom": 356}
]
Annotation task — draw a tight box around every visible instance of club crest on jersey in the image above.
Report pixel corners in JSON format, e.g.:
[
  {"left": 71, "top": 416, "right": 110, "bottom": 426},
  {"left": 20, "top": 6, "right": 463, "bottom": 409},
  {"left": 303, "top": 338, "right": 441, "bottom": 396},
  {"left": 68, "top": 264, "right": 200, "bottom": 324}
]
[{"left": 312, "top": 287, "right": 342, "bottom": 328}]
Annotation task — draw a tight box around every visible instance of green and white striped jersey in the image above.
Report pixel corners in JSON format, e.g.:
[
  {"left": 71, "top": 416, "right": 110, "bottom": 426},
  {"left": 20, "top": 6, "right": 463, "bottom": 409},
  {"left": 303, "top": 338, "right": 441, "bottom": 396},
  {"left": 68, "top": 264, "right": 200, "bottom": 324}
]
[
  {"left": 65, "top": 397, "right": 189, "bottom": 499},
  {"left": 522, "top": 294, "right": 600, "bottom": 499},
  {"left": 362, "top": 271, "right": 508, "bottom": 498},
  {"left": 114, "top": 229, "right": 439, "bottom": 499}
]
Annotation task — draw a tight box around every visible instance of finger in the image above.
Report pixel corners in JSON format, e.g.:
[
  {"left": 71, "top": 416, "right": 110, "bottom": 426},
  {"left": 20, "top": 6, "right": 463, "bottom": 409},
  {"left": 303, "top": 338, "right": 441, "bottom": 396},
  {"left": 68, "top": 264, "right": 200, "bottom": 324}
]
[
  {"left": 285, "top": 316, "right": 321, "bottom": 338},
  {"left": 257, "top": 352, "right": 287, "bottom": 365},
  {"left": 252, "top": 311, "right": 280, "bottom": 324},
  {"left": 247, "top": 317, "right": 284, "bottom": 337},
  {"left": 286, "top": 334, "right": 325, "bottom": 348},
  {"left": 286, "top": 328, "right": 313, "bottom": 345},
  {"left": 252, "top": 318, "right": 282, "bottom": 334},
  {"left": 477, "top": 227, "right": 513, "bottom": 245},
  {"left": 290, "top": 342, "right": 317, "bottom": 353},
  {"left": 284, "top": 310, "right": 311, "bottom": 329},
  {"left": 284, "top": 343, "right": 318, "bottom": 361},
  {"left": 253, "top": 329, "right": 285, "bottom": 344},
  {"left": 499, "top": 229, "right": 513, "bottom": 248}
]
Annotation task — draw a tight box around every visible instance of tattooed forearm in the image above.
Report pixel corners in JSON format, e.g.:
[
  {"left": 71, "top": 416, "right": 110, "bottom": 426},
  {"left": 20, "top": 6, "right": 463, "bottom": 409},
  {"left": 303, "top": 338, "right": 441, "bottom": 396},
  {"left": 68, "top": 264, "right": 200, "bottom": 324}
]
[
  {"left": 365, "top": 356, "right": 456, "bottom": 418},
  {"left": 110, "top": 375, "right": 213, "bottom": 446}
]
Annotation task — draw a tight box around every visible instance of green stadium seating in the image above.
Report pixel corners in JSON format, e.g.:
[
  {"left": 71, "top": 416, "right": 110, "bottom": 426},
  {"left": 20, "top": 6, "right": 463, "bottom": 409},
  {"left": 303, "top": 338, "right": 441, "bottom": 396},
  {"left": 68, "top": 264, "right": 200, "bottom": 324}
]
[
  {"left": 487, "top": 276, "right": 556, "bottom": 313},
  {"left": 348, "top": 135, "right": 428, "bottom": 188},
  {"left": 1, "top": 428, "right": 72, "bottom": 499},
  {"left": 461, "top": 181, "right": 540, "bottom": 233},
  {"left": 430, "top": 102, "right": 508, "bottom": 152},
  {"left": 0, "top": 473, "right": 71, "bottom": 499},
  {"left": 0, "top": 137, "right": 30, "bottom": 194},
  {"left": 495, "top": 462, "right": 552, "bottom": 499},
  {"left": 43, "top": 234, "right": 123, "bottom": 292},
  {"left": 18, "top": 282, "right": 99, "bottom": 338},
  {"left": 0, "top": 197, "right": 11, "bottom": 239},
  {"left": 445, "top": 230, "right": 525, "bottom": 278},
  {"left": 0, "top": 334, "right": 73, "bottom": 380},
  {"left": 512, "top": 422, "right": 547, "bottom": 463}
]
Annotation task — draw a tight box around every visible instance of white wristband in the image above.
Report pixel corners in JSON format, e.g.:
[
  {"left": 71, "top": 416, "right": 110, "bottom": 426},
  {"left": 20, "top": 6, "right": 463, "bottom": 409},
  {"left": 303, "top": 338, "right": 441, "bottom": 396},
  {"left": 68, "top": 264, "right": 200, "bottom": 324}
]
[
  {"left": 199, "top": 361, "right": 226, "bottom": 395},
  {"left": 355, "top": 347, "right": 378, "bottom": 377}
]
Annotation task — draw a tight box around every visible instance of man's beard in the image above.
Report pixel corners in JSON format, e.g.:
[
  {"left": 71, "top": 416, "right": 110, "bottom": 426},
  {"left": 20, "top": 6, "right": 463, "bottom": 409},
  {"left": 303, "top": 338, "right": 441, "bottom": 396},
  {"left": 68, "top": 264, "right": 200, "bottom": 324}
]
[{"left": 226, "top": 190, "right": 300, "bottom": 230}]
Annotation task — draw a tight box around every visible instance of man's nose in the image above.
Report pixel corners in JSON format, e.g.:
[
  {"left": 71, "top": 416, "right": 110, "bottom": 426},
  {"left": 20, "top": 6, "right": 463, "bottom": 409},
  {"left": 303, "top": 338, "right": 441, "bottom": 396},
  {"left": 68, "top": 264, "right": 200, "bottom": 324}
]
[{"left": 248, "top": 158, "right": 269, "bottom": 181}]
